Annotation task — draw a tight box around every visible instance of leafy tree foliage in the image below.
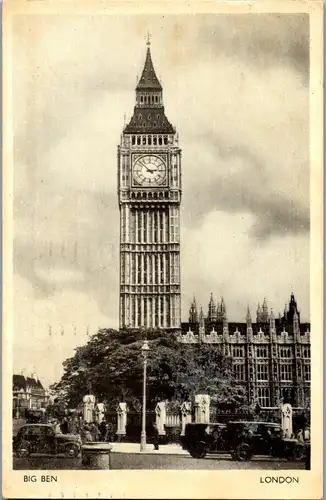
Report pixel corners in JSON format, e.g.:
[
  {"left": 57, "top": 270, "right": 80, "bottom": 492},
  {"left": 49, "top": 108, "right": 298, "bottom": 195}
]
[{"left": 50, "top": 328, "right": 248, "bottom": 411}]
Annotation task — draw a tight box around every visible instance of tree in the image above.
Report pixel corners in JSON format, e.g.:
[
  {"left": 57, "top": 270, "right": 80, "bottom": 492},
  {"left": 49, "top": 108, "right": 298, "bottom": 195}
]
[{"left": 50, "top": 328, "right": 248, "bottom": 411}]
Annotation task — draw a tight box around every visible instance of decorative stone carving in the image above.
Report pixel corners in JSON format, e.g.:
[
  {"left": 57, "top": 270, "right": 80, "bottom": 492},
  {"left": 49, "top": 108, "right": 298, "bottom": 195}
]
[
  {"left": 83, "top": 394, "right": 95, "bottom": 423},
  {"left": 94, "top": 403, "right": 105, "bottom": 424},
  {"left": 280, "top": 403, "right": 293, "bottom": 438},
  {"left": 195, "top": 394, "right": 210, "bottom": 424},
  {"left": 180, "top": 402, "right": 192, "bottom": 436},
  {"left": 155, "top": 402, "right": 166, "bottom": 435},
  {"left": 116, "top": 402, "right": 127, "bottom": 436}
]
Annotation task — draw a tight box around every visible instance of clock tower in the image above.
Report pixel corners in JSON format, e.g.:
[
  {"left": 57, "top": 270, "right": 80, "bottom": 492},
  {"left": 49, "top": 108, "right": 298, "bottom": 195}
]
[{"left": 118, "top": 41, "right": 181, "bottom": 332}]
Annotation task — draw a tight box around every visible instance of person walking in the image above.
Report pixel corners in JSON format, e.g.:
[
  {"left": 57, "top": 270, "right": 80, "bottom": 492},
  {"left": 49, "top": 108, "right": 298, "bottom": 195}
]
[
  {"left": 60, "top": 417, "right": 69, "bottom": 434},
  {"left": 81, "top": 425, "right": 93, "bottom": 443},
  {"left": 90, "top": 422, "right": 100, "bottom": 442},
  {"left": 152, "top": 422, "right": 160, "bottom": 451},
  {"left": 99, "top": 419, "right": 107, "bottom": 441}
]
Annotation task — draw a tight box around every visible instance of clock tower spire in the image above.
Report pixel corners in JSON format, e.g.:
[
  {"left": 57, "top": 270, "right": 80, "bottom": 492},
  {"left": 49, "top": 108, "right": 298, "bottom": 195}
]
[{"left": 118, "top": 41, "right": 182, "bottom": 332}]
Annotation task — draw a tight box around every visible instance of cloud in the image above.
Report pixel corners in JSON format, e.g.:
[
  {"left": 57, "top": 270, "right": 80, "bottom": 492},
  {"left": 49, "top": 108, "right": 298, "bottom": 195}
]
[{"left": 11, "top": 13, "right": 310, "bottom": 384}]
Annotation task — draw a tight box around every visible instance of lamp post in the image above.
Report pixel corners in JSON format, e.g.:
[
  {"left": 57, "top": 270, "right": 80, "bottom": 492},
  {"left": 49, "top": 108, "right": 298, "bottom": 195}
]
[{"left": 140, "top": 339, "right": 150, "bottom": 452}]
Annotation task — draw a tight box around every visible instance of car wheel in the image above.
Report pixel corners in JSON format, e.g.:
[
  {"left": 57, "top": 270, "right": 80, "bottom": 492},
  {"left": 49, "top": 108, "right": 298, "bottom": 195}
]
[
  {"left": 189, "top": 443, "right": 207, "bottom": 459},
  {"left": 292, "top": 446, "right": 304, "bottom": 461},
  {"left": 65, "top": 443, "right": 80, "bottom": 458},
  {"left": 235, "top": 443, "right": 252, "bottom": 461},
  {"left": 16, "top": 441, "right": 30, "bottom": 458}
]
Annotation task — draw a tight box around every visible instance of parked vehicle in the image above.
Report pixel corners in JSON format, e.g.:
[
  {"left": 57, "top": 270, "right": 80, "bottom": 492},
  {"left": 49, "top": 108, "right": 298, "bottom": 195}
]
[
  {"left": 182, "top": 421, "right": 305, "bottom": 461},
  {"left": 181, "top": 422, "right": 227, "bottom": 458},
  {"left": 13, "top": 424, "right": 82, "bottom": 458}
]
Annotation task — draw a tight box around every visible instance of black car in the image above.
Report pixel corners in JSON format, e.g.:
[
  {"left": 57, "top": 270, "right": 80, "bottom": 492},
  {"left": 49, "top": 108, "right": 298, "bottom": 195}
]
[
  {"left": 181, "top": 422, "right": 227, "bottom": 458},
  {"left": 182, "top": 421, "right": 305, "bottom": 461},
  {"left": 13, "top": 424, "right": 82, "bottom": 458},
  {"left": 225, "top": 421, "right": 304, "bottom": 461}
]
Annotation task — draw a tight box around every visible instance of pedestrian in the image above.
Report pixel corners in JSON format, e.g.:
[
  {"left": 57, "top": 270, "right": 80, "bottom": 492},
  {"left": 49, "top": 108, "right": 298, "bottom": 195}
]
[
  {"left": 99, "top": 419, "right": 107, "bottom": 441},
  {"left": 81, "top": 424, "right": 93, "bottom": 443},
  {"left": 53, "top": 420, "right": 62, "bottom": 434},
  {"left": 296, "top": 428, "right": 304, "bottom": 443},
  {"left": 304, "top": 427, "right": 310, "bottom": 441},
  {"left": 152, "top": 422, "right": 159, "bottom": 451},
  {"left": 60, "top": 417, "right": 69, "bottom": 434},
  {"left": 90, "top": 422, "right": 100, "bottom": 442}
]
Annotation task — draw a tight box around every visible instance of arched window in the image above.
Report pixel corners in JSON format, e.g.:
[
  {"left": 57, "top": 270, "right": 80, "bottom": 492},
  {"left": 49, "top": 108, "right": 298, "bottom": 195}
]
[
  {"left": 153, "top": 136, "right": 157, "bottom": 145},
  {"left": 164, "top": 136, "right": 168, "bottom": 145},
  {"left": 132, "top": 136, "right": 136, "bottom": 145},
  {"left": 137, "top": 136, "right": 141, "bottom": 145},
  {"left": 158, "top": 136, "right": 162, "bottom": 145},
  {"left": 140, "top": 96, "right": 143, "bottom": 103},
  {"left": 148, "top": 136, "right": 152, "bottom": 145},
  {"left": 142, "top": 136, "right": 146, "bottom": 145}
]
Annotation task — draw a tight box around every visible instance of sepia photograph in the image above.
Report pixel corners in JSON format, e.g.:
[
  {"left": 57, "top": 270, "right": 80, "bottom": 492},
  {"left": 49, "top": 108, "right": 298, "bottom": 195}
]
[{"left": 2, "top": 1, "right": 323, "bottom": 499}]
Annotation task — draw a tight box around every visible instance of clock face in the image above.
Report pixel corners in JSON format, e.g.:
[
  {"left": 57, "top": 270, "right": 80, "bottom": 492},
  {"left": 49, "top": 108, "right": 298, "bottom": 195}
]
[{"left": 133, "top": 155, "right": 167, "bottom": 187}]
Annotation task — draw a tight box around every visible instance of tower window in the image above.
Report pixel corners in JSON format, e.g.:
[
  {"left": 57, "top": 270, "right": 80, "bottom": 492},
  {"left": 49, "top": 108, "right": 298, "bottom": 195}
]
[
  {"left": 158, "top": 136, "right": 162, "bottom": 145},
  {"left": 257, "top": 388, "right": 270, "bottom": 408},
  {"left": 160, "top": 297, "right": 164, "bottom": 325},
  {"left": 132, "top": 136, "right": 136, "bottom": 145},
  {"left": 153, "top": 137, "right": 157, "bottom": 145},
  {"left": 143, "top": 212, "right": 147, "bottom": 243},
  {"left": 257, "top": 363, "right": 269, "bottom": 381},
  {"left": 153, "top": 122, "right": 157, "bottom": 127},
  {"left": 164, "top": 136, "right": 168, "bottom": 145},
  {"left": 140, "top": 96, "right": 143, "bottom": 103},
  {"left": 303, "top": 347, "right": 310, "bottom": 358},
  {"left": 304, "top": 364, "right": 311, "bottom": 381},
  {"left": 138, "top": 114, "right": 142, "bottom": 121},
  {"left": 233, "top": 363, "right": 246, "bottom": 381},
  {"left": 155, "top": 95, "right": 158, "bottom": 103},
  {"left": 148, "top": 136, "right": 152, "bottom": 145},
  {"left": 142, "top": 136, "right": 146, "bottom": 145},
  {"left": 280, "top": 364, "right": 293, "bottom": 381},
  {"left": 256, "top": 346, "right": 268, "bottom": 358},
  {"left": 137, "top": 136, "right": 141, "bottom": 145},
  {"left": 280, "top": 347, "right": 292, "bottom": 358}
]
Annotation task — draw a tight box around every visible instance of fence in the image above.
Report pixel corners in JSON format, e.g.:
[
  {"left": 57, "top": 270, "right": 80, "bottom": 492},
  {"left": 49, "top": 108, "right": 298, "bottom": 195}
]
[{"left": 82, "top": 395, "right": 309, "bottom": 443}]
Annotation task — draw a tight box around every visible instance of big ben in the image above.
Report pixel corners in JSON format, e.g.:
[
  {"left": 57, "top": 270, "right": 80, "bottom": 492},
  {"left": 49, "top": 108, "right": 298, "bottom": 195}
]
[{"left": 118, "top": 40, "right": 181, "bottom": 331}]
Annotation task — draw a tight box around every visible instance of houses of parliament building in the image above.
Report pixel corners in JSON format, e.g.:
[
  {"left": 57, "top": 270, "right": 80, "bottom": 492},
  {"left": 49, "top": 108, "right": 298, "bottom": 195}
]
[{"left": 117, "top": 39, "right": 311, "bottom": 409}]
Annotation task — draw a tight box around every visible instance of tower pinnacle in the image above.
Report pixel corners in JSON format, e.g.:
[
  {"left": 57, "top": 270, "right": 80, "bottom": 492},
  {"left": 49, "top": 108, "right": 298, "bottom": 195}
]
[{"left": 146, "top": 30, "right": 151, "bottom": 47}]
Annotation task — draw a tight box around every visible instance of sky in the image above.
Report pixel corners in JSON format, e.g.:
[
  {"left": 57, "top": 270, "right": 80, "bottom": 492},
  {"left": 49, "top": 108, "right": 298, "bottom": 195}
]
[{"left": 11, "top": 13, "right": 310, "bottom": 387}]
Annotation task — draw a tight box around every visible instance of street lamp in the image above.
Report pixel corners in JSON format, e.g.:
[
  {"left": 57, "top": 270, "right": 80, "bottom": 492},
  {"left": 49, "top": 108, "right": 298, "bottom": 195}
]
[{"left": 140, "top": 339, "right": 150, "bottom": 452}]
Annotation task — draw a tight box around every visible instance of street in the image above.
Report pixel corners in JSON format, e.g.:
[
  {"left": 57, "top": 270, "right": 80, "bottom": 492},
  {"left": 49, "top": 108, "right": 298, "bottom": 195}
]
[{"left": 13, "top": 453, "right": 305, "bottom": 470}]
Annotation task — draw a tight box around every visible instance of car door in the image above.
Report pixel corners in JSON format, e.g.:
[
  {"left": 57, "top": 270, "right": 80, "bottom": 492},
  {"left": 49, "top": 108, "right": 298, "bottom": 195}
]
[
  {"left": 31, "top": 426, "right": 45, "bottom": 453},
  {"left": 40, "top": 426, "right": 57, "bottom": 454}
]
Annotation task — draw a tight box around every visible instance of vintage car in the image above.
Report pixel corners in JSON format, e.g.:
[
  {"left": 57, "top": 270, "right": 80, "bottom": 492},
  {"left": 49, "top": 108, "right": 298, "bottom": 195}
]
[
  {"left": 181, "top": 422, "right": 228, "bottom": 458},
  {"left": 13, "top": 424, "right": 82, "bottom": 458},
  {"left": 182, "top": 421, "right": 305, "bottom": 461}
]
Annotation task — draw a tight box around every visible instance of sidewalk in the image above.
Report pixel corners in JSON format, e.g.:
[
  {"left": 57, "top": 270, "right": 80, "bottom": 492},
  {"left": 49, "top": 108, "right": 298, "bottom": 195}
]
[{"left": 110, "top": 442, "right": 189, "bottom": 455}]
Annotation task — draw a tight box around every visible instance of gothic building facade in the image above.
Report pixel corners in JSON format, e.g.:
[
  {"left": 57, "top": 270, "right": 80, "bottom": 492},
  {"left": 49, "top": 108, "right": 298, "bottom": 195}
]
[
  {"left": 118, "top": 41, "right": 181, "bottom": 330},
  {"left": 117, "top": 42, "right": 310, "bottom": 410},
  {"left": 179, "top": 293, "right": 311, "bottom": 409}
]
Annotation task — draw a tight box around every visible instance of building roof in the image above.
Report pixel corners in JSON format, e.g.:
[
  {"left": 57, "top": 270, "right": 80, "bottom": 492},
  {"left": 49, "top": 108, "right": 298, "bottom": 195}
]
[
  {"left": 13, "top": 374, "right": 44, "bottom": 391},
  {"left": 124, "top": 106, "right": 175, "bottom": 134},
  {"left": 136, "top": 47, "right": 162, "bottom": 91}
]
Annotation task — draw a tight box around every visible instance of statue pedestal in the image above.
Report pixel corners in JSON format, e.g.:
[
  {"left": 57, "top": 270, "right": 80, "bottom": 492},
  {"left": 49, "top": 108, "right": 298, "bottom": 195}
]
[
  {"left": 83, "top": 395, "right": 95, "bottom": 423},
  {"left": 280, "top": 403, "right": 293, "bottom": 438},
  {"left": 195, "top": 395, "right": 210, "bottom": 424},
  {"left": 155, "top": 402, "right": 166, "bottom": 436},
  {"left": 82, "top": 443, "right": 112, "bottom": 469}
]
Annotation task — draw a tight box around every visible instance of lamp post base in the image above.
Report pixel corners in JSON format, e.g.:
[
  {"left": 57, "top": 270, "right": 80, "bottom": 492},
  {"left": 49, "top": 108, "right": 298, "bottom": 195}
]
[{"left": 140, "top": 431, "right": 147, "bottom": 452}]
